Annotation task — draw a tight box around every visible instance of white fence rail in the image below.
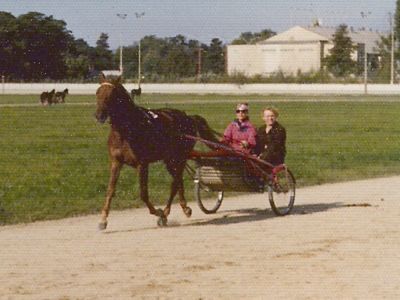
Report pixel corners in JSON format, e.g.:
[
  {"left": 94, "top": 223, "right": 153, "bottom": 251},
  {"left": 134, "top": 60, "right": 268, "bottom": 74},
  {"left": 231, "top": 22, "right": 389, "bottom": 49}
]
[{"left": 2, "top": 83, "right": 400, "bottom": 95}]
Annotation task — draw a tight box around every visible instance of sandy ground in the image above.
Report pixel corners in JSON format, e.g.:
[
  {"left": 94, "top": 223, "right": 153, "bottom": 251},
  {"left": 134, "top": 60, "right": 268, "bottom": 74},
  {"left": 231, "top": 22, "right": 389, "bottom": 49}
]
[{"left": 1, "top": 176, "right": 400, "bottom": 299}]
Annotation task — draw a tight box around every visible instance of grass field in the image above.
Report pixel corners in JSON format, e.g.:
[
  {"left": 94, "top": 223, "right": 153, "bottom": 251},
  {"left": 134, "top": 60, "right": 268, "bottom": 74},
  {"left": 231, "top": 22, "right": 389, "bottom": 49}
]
[{"left": 1, "top": 94, "right": 400, "bottom": 224}]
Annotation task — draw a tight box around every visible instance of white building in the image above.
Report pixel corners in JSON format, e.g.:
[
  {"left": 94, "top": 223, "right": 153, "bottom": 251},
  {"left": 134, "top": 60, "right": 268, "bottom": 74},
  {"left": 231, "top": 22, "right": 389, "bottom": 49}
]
[{"left": 227, "top": 25, "right": 382, "bottom": 76}]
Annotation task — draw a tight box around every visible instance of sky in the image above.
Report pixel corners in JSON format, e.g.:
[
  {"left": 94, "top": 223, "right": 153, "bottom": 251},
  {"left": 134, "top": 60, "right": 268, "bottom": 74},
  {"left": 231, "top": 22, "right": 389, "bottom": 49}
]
[{"left": 1, "top": 0, "right": 396, "bottom": 49}]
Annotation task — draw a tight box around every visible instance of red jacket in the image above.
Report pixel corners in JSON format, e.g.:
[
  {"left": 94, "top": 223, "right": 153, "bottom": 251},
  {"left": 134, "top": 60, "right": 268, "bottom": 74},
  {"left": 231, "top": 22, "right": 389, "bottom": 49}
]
[{"left": 223, "top": 119, "right": 257, "bottom": 153}]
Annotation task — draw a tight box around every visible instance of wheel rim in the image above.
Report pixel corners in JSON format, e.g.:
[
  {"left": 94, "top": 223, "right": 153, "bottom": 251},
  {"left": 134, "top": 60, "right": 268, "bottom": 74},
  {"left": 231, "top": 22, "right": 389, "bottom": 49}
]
[
  {"left": 196, "top": 181, "right": 224, "bottom": 213},
  {"left": 269, "top": 169, "right": 295, "bottom": 215}
]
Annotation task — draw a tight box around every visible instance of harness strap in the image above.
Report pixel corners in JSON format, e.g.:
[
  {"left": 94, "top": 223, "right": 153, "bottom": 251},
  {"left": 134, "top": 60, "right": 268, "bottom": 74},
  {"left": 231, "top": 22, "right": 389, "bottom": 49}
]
[{"left": 100, "top": 82, "right": 115, "bottom": 87}]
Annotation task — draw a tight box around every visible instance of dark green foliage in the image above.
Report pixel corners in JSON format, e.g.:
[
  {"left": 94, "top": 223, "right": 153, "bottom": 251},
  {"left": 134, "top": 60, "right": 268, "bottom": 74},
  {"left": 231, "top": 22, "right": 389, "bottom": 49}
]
[
  {"left": 93, "top": 33, "right": 113, "bottom": 71},
  {"left": 0, "top": 9, "right": 392, "bottom": 83},
  {"left": 0, "top": 12, "right": 18, "bottom": 79},
  {"left": 0, "top": 11, "right": 117, "bottom": 81},
  {"left": 163, "top": 35, "right": 197, "bottom": 77},
  {"left": 203, "top": 38, "right": 225, "bottom": 74},
  {"left": 64, "top": 38, "right": 93, "bottom": 80},
  {"left": 17, "top": 12, "right": 76, "bottom": 81},
  {"left": 0, "top": 12, "right": 73, "bottom": 81},
  {"left": 325, "top": 24, "right": 357, "bottom": 77},
  {"left": 373, "top": 35, "right": 392, "bottom": 82},
  {"left": 0, "top": 12, "right": 229, "bottom": 82},
  {"left": 121, "top": 35, "right": 225, "bottom": 80},
  {"left": 231, "top": 29, "right": 276, "bottom": 44},
  {"left": 395, "top": 0, "right": 400, "bottom": 46}
]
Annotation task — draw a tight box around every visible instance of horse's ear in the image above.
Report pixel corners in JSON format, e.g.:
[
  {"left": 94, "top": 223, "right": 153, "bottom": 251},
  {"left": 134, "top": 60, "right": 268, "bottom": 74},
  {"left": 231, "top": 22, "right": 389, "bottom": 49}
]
[{"left": 99, "top": 72, "right": 106, "bottom": 84}]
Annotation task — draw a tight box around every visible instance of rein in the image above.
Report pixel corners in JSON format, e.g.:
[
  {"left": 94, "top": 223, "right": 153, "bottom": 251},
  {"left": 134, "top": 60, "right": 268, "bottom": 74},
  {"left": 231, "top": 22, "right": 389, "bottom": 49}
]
[{"left": 184, "top": 134, "right": 275, "bottom": 169}]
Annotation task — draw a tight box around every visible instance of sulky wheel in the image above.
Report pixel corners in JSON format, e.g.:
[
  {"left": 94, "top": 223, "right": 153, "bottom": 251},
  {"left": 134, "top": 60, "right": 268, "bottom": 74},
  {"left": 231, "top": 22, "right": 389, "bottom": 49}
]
[
  {"left": 195, "top": 180, "right": 224, "bottom": 214},
  {"left": 268, "top": 167, "right": 296, "bottom": 216}
]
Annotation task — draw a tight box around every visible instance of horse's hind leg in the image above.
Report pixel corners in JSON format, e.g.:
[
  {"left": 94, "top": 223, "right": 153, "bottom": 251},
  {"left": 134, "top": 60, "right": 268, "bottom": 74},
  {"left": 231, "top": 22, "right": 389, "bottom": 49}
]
[
  {"left": 164, "top": 161, "right": 192, "bottom": 218},
  {"left": 138, "top": 164, "right": 167, "bottom": 225},
  {"left": 99, "top": 160, "right": 122, "bottom": 230}
]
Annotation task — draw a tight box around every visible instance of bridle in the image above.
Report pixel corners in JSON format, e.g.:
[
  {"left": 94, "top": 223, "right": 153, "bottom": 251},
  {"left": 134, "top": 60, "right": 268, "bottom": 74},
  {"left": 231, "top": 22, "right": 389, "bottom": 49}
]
[
  {"left": 98, "top": 81, "right": 134, "bottom": 107},
  {"left": 100, "top": 82, "right": 115, "bottom": 88}
]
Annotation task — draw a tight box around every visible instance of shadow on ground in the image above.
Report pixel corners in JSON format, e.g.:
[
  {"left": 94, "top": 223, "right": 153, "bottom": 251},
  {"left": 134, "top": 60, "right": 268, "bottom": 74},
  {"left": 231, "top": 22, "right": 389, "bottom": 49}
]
[
  {"left": 103, "top": 201, "right": 372, "bottom": 234},
  {"left": 187, "top": 202, "right": 347, "bottom": 227}
]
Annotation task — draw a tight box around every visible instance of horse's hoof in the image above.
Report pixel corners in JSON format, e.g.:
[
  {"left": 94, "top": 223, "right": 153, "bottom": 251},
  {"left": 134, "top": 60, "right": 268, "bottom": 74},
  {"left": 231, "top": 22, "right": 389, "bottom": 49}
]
[
  {"left": 157, "top": 216, "right": 168, "bottom": 227},
  {"left": 155, "top": 208, "right": 164, "bottom": 217},
  {"left": 98, "top": 221, "right": 108, "bottom": 231},
  {"left": 183, "top": 207, "right": 192, "bottom": 218}
]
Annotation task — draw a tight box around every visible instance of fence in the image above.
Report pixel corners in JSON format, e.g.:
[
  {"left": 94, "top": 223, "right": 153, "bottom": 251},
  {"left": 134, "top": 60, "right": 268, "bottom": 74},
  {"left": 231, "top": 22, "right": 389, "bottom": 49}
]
[{"left": 2, "top": 83, "right": 400, "bottom": 95}]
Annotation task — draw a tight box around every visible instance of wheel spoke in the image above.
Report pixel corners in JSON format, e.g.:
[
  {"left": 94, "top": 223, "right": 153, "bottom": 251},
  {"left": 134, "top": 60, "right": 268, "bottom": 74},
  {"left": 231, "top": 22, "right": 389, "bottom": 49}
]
[
  {"left": 268, "top": 168, "right": 295, "bottom": 216},
  {"left": 195, "top": 182, "right": 224, "bottom": 214}
]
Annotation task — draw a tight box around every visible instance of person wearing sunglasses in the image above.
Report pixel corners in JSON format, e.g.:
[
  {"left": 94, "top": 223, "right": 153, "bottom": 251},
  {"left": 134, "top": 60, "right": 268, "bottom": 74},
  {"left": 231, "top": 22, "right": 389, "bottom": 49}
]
[
  {"left": 222, "top": 103, "right": 257, "bottom": 154},
  {"left": 255, "top": 107, "right": 286, "bottom": 165}
]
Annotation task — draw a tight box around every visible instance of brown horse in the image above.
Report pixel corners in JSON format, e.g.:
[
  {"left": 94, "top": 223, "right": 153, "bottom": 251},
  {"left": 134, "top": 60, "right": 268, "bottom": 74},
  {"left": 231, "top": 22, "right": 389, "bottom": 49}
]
[
  {"left": 54, "top": 88, "right": 69, "bottom": 103},
  {"left": 95, "top": 73, "right": 218, "bottom": 229},
  {"left": 40, "top": 89, "right": 55, "bottom": 105}
]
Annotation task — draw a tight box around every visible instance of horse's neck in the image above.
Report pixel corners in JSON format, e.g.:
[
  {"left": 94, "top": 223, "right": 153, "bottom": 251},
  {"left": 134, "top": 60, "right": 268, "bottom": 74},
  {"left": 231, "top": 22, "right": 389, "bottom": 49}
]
[{"left": 109, "top": 91, "right": 147, "bottom": 130}]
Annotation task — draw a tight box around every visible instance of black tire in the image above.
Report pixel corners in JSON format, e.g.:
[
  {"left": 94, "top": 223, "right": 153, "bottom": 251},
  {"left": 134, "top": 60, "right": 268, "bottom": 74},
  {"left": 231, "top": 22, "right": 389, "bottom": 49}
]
[
  {"left": 268, "top": 167, "right": 295, "bottom": 216},
  {"left": 195, "top": 180, "right": 224, "bottom": 214}
]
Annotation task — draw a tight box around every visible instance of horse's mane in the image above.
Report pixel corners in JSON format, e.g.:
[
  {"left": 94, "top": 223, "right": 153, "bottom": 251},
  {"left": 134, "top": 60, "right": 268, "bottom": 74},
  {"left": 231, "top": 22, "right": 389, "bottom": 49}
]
[{"left": 110, "top": 80, "right": 135, "bottom": 105}]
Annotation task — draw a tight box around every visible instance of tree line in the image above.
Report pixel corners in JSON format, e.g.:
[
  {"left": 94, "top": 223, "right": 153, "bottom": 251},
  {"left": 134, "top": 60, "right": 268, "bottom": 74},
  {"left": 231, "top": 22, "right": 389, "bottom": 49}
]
[
  {"left": 1, "top": 9, "right": 399, "bottom": 83},
  {"left": 0, "top": 11, "right": 228, "bottom": 82}
]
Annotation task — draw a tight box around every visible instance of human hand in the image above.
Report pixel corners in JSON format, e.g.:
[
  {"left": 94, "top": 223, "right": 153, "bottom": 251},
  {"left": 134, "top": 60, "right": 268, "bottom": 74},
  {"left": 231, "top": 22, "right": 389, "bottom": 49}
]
[{"left": 240, "top": 140, "right": 249, "bottom": 148}]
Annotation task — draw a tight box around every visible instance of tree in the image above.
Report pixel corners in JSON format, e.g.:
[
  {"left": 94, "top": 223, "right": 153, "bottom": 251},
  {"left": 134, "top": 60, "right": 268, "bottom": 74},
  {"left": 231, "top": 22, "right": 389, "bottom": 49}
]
[
  {"left": 64, "top": 54, "right": 91, "bottom": 80},
  {"left": 231, "top": 29, "right": 276, "bottom": 44},
  {"left": 64, "top": 38, "right": 93, "bottom": 79},
  {"left": 115, "top": 44, "right": 138, "bottom": 79},
  {"left": 203, "top": 38, "right": 225, "bottom": 74},
  {"left": 93, "top": 33, "right": 113, "bottom": 71},
  {"left": 0, "top": 12, "right": 19, "bottom": 79},
  {"left": 164, "top": 35, "right": 194, "bottom": 77},
  {"left": 188, "top": 39, "right": 202, "bottom": 77},
  {"left": 373, "top": 34, "right": 395, "bottom": 82},
  {"left": 140, "top": 35, "right": 168, "bottom": 78},
  {"left": 16, "top": 12, "right": 74, "bottom": 81},
  {"left": 325, "top": 24, "right": 357, "bottom": 77},
  {"left": 395, "top": 0, "right": 400, "bottom": 47},
  {"left": 231, "top": 31, "right": 253, "bottom": 45}
]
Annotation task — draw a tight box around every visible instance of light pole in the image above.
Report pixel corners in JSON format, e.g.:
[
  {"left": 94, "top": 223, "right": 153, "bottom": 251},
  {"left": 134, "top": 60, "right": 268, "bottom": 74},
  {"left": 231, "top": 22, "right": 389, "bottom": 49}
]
[
  {"left": 361, "top": 11, "right": 371, "bottom": 94},
  {"left": 390, "top": 12, "right": 395, "bottom": 84},
  {"left": 116, "top": 13, "right": 127, "bottom": 75},
  {"left": 197, "top": 48, "right": 203, "bottom": 81},
  {"left": 135, "top": 12, "right": 145, "bottom": 88}
]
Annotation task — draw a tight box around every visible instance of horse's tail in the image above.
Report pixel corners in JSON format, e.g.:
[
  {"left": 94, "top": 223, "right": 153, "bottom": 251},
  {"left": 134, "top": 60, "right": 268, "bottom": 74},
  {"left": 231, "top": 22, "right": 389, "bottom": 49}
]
[{"left": 190, "top": 114, "right": 222, "bottom": 146}]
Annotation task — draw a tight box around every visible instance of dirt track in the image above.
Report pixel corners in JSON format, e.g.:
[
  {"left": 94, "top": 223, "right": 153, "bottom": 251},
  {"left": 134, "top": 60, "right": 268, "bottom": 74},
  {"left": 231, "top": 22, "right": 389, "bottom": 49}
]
[{"left": 1, "top": 176, "right": 399, "bottom": 299}]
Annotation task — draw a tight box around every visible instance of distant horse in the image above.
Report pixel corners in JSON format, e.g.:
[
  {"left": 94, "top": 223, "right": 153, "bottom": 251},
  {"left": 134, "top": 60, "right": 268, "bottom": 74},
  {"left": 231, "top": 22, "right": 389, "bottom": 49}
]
[
  {"left": 54, "top": 88, "right": 68, "bottom": 103},
  {"left": 40, "top": 89, "right": 55, "bottom": 106},
  {"left": 95, "top": 73, "right": 218, "bottom": 229},
  {"left": 131, "top": 87, "right": 141, "bottom": 99}
]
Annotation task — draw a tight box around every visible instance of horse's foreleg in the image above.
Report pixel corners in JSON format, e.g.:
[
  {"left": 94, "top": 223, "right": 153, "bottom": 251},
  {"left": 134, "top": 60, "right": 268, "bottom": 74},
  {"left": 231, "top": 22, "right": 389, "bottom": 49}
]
[
  {"left": 138, "top": 164, "right": 166, "bottom": 224},
  {"left": 163, "top": 175, "right": 180, "bottom": 217},
  {"left": 99, "top": 160, "right": 122, "bottom": 230},
  {"left": 165, "top": 162, "right": 192, "bottom": 218}
]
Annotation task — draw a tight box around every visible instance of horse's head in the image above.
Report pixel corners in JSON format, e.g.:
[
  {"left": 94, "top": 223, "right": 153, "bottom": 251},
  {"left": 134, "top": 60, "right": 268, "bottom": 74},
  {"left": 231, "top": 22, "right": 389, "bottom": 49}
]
[{"left": 95, "top": 73, "right": 121, "bottom": 123}]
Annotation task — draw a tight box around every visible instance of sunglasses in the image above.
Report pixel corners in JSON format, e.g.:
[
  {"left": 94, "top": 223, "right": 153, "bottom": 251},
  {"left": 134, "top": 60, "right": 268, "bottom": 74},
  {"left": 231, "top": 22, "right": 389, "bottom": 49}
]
[{"left": 236, "top": 110, "right": 248, "bottom": 113}]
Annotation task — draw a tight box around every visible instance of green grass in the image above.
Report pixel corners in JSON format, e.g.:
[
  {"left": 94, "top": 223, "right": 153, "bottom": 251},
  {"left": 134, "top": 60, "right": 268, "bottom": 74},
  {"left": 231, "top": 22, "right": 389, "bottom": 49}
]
[{"left": 1, "top": 94, "right": 400, "bottom": 224}]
